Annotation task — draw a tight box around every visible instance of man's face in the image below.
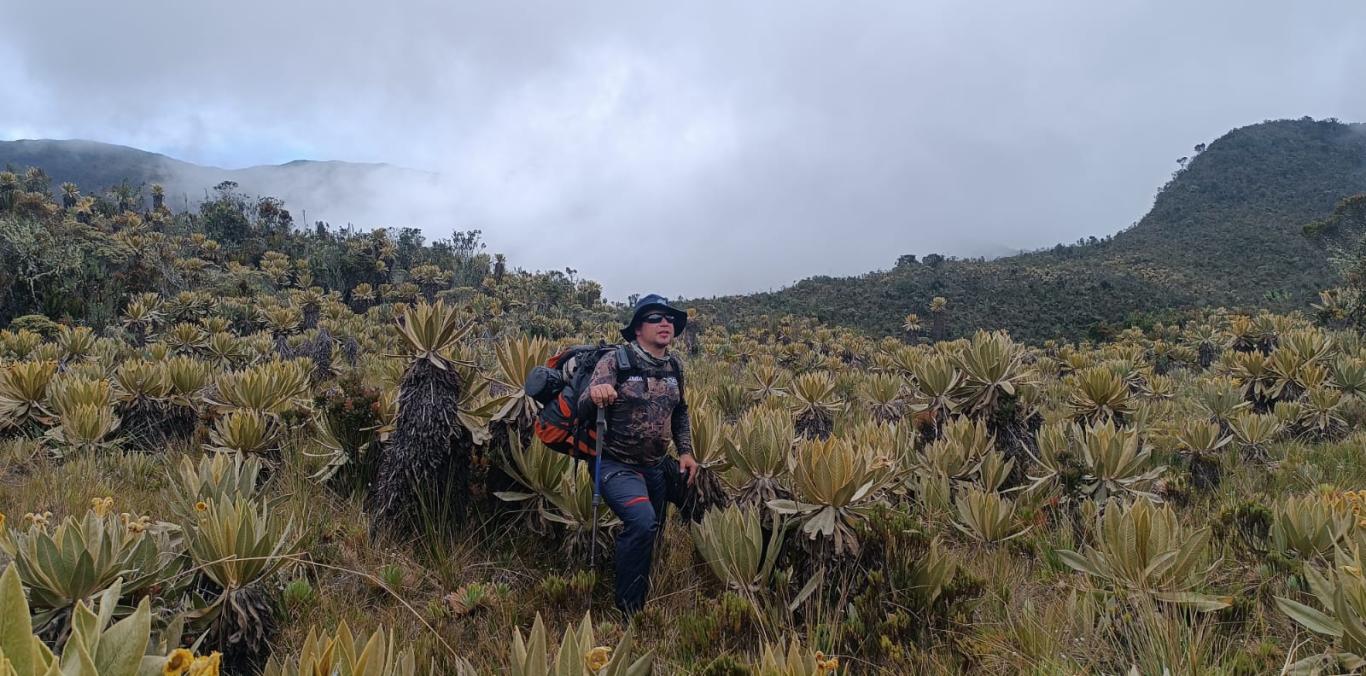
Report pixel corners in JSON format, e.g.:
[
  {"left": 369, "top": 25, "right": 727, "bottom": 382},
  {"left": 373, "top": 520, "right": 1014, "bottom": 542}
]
[{"left": 635, "top": 311, "right": 675, "bottom": 346}]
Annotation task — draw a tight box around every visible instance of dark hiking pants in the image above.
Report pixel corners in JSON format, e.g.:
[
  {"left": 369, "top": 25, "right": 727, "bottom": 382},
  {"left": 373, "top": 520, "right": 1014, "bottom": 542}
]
[{"left": 598, "top": 456, "right": 668, "bottom": 614}]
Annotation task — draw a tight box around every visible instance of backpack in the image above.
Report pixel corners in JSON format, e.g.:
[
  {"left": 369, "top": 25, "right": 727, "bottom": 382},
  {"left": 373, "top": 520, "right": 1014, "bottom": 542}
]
[{"left": 525, "top": 343, "right": 686, "bottom": 459}]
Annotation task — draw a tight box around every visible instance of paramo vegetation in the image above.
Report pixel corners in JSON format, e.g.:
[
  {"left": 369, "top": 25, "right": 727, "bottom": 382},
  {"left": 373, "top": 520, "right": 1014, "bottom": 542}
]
[{"left": 6, "top": 168, "right": 1366, "bottom": 674}]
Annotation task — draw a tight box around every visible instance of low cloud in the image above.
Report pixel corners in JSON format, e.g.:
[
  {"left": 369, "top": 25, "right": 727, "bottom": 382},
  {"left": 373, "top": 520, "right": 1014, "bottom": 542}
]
[{"left": 2, "top": 1, "right": 1365, "bottom": 299}]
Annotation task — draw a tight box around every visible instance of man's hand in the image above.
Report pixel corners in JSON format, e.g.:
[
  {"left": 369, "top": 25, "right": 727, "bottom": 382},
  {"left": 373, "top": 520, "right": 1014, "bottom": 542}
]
[
  {"left": 678, "top": 453, "right": 699, "bottom": 487},
  {"left": 589, "top": 384, "right": 618, "bottom": 407}
]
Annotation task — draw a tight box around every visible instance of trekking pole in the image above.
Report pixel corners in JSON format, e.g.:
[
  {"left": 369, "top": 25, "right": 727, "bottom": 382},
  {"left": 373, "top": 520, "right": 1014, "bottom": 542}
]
[{"left": 590, "top": 406, "right": 607, "bottom": 566}]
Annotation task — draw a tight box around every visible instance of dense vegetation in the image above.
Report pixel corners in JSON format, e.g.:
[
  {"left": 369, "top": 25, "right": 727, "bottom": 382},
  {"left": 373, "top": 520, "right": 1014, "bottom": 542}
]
[
  {"left": 691, "top": 118, "right": 1366, "bottom": 343},
  {"left": 0, "top": 173, "right": 607, "bottom": 335},
  {"left": 7, "top": 122, "right": 1366, "bottom": 674}
]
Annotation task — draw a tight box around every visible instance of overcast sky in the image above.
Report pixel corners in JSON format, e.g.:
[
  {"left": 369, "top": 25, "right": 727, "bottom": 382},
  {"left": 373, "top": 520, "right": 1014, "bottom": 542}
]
[{"left": 3, "top": 1, "right": 1365, "bottom": 299}]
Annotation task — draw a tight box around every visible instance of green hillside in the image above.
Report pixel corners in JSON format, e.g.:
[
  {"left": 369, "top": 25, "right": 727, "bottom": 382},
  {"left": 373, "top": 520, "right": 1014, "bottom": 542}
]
[
  {"left": 0, "top": 140, "right": 176, "bottom": 192},
  {"left": 690, "top": 118, "right": 1366, "bottom": 342}
]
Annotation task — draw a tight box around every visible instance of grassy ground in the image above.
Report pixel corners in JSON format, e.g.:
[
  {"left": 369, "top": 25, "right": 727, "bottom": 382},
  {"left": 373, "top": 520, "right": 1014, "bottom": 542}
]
[{"left": 1, "top": 423, "right": 1352, "bottom": 674}]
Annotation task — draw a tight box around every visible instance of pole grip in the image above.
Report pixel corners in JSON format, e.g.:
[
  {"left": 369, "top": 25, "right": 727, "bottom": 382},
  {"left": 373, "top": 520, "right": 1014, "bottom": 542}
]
[{"left": 594, "top": 406, "right": 608, "bottom": 466}]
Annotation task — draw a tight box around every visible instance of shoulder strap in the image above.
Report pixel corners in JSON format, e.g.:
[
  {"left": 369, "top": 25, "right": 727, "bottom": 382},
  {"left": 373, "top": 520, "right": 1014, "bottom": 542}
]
[
  {"left": 613, "top": 344, "right": 636, "bottom": 384},
  {"left": 669, "top": 355, "right": 687, "bottom": 408}
]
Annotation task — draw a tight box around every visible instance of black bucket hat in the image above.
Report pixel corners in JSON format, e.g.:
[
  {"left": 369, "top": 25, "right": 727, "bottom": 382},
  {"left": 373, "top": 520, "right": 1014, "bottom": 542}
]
[{"left": 621, "top": 293, "right": 688, "bottom": 341}]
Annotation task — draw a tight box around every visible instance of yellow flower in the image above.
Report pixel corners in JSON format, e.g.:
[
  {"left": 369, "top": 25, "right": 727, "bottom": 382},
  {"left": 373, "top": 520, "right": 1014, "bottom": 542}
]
[
  {"left": 188, "top": 652, "right": 221, "bottom": 676},
  {"left": 163, "top": 648, "right": 194, "bottom": 675},
  {"left": 585, "top": 646, "right": 612, "bottom": 672},
  {"left": 91, "top": 497, "right": 114, "bottom": 517},
  {"left": 195, "top": 501, "right": 209, "bottom": 513}
]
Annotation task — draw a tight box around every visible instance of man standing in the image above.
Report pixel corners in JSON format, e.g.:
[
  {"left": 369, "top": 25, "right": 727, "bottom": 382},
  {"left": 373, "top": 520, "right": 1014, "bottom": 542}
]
[{"left": 581, "top": 294, "right": 699, "bottom": 615}]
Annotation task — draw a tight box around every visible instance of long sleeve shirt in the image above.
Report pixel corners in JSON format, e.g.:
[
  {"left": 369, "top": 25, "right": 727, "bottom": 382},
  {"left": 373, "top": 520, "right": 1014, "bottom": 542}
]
[{"left": 578, "top": 349, "right": 693, "bottom": 466}]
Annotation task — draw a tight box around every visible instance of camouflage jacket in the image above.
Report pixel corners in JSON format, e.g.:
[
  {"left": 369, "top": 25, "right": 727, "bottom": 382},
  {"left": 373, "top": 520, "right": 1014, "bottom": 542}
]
[{"left": 578, "top": 346, "right": 693, "bottom": 466}]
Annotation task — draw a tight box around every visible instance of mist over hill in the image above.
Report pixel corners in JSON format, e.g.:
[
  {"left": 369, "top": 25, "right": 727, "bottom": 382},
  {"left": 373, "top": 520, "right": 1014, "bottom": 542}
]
[
  {"left": 688, "top": 118, "right": 1366, "bottom": 341},
  {"left": 0, "top": 138, "right": 438, "bottom": 229}
]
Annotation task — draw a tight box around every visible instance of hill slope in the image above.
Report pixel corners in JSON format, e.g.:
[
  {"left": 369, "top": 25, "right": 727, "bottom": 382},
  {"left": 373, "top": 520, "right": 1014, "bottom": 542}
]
[
  {"left": 7, "top": 120, "right": 1365, "bottom": 342},
  {"left": 692, "top": 118, "right": 1366, "bottom": 342},
  {"left": 0, "top": 139, "right": 435, "bottom": 224}
]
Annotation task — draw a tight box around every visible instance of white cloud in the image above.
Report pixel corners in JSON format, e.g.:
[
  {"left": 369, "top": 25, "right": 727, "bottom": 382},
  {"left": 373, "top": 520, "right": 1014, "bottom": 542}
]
[{"left": 1, "top": 0, "right": 1364, "bottom": 298}]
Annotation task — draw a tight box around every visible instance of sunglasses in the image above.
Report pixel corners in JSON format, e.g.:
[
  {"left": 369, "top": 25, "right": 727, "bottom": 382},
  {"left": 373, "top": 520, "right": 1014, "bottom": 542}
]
[{"left": 642, "top": 313, "right": 677, "bottom": 326}]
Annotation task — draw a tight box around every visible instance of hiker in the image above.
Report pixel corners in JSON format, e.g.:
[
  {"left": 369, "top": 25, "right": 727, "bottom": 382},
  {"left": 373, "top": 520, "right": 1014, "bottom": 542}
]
[{"left": 580, "top": 294, "right": 698, "bottom": 616}]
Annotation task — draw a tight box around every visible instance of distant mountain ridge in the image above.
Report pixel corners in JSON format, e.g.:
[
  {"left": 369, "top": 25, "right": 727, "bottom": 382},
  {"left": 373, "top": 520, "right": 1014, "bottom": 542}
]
[
  {"left": 688, "top": 117, "right": 1366, "bottom": 341},
  {"left": 0, "top": 138, "right": 436, "bottom": 224},
  {"left": 5, "top": 119, "right": 1365, "bottom": 342}
]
